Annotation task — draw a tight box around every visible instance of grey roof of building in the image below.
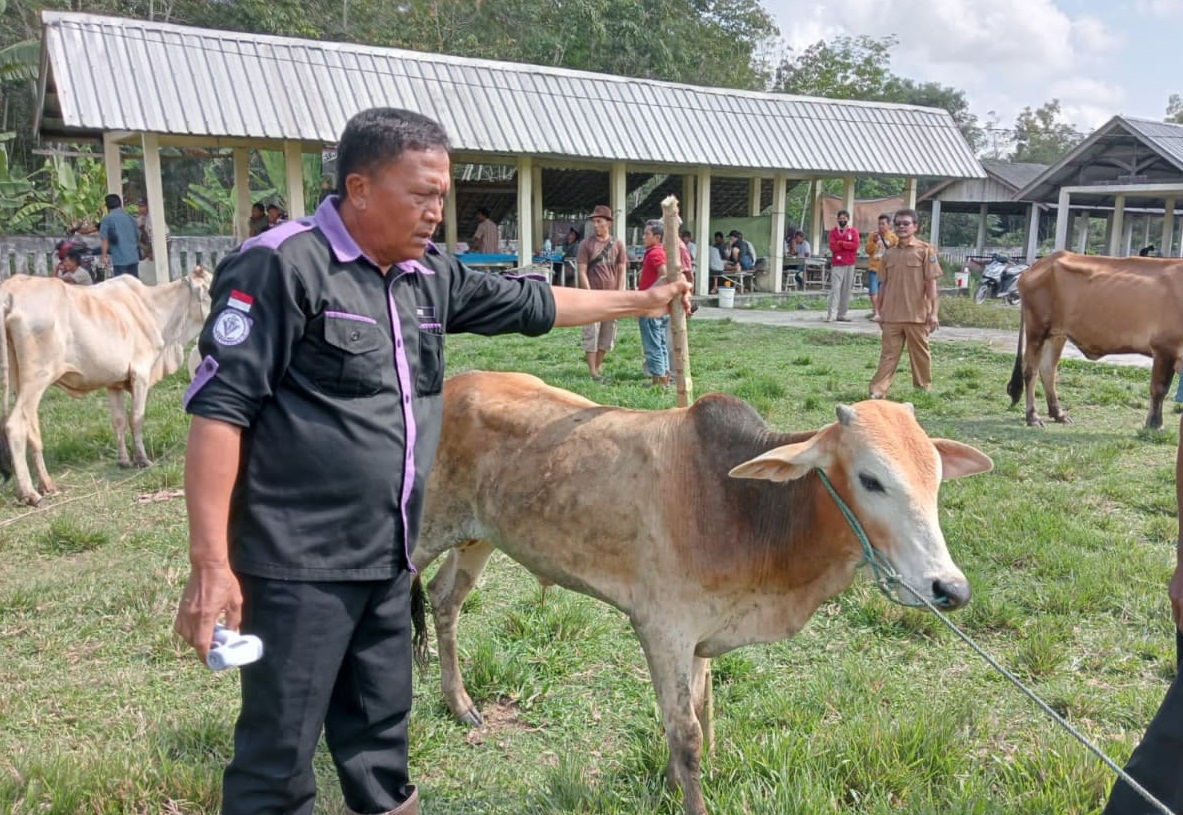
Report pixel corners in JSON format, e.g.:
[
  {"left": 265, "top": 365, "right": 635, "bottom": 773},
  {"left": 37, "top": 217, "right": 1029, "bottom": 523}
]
[
  {"left": 38, "top": 11, "right": 984, "bottom": 179},
  {"left": 1013, "top": 116, "right": 1183, "bottom": 202},
  {"left": 979, "top": 159, "right": 1048, "bottom": 191}
]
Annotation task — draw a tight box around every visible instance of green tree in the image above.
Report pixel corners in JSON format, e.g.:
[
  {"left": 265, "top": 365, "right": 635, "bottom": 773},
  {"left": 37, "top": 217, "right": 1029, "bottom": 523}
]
[
  {"left": 1166, "top": 93, "right": 1183, "bottom": 125},
  {"left": 1012, "top": 99, "right": 1082, "bottom": 163}
]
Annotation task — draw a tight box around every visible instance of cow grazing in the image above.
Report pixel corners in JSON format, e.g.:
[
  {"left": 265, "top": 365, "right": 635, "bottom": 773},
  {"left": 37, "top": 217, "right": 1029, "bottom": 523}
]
[
  {"left": 0, "top": 269, "right": 212, "bottom": 505},
  {"left": 411, "top": 371, "right": 993, "bottom": 815},
  {"left": 1007, "top": 250, "right": 1183, "bottom": 428}
]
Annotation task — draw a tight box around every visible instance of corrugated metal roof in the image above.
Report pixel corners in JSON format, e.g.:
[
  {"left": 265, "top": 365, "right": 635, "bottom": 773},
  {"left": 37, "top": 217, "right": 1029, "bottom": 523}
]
[
  {"left": 1014, "top": 116, "right": 1183, "bottom": 202},
  {"left": 979, "top": 160, "right": 1048, "bottom": 191},
  {"left": 38, "top": 11, "right": 984, "bottom": 179}
]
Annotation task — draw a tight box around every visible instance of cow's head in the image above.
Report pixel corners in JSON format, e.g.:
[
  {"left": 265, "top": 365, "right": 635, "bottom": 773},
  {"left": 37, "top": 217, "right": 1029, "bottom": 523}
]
[
  {"left": 728, "top": 400, "right": 992, "bottom": 610},
  {"left": 186, "top": 265, "right": 213, "bottom": 325}
]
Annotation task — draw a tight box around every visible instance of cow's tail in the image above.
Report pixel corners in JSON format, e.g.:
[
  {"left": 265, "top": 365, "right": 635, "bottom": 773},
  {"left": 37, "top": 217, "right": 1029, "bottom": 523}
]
[
  {"left": 411, "top": 574, "right": 431, "bottom": 670},
  {"left": 1006, "top": 306, "right": 1025, "bottom": 407},
  {"left": 0, "top": 291, "right": 13, "bottom": 482}
]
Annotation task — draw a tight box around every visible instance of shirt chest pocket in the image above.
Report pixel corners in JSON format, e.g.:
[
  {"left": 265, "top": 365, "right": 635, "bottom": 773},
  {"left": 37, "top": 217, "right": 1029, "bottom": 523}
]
[{"left": 307, "top": 313, "right": 387, "bottom": 397}]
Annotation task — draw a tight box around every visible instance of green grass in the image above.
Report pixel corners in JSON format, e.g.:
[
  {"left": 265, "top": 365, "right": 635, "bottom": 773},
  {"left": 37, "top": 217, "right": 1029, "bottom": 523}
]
[{"left": 0, "top": 307, "right": 1177, "bottom": 814}]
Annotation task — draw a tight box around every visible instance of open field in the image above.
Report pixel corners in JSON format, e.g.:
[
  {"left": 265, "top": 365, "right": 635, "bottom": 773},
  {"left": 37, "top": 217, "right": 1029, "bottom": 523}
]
[{"left": 0, "top": 314, "right": 1178, "bottom": 814}]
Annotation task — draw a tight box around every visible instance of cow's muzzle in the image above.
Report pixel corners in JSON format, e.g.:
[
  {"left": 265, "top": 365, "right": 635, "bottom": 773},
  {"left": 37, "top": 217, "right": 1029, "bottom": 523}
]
[{"left": 931, "top": 577, "right": 971, "bottom": 610}]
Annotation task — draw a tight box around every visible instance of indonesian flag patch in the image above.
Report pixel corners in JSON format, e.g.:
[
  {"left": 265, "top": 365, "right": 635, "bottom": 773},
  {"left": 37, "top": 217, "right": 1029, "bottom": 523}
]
[{"left": 228, "top": 290, "right": 254, "bottom": 313}]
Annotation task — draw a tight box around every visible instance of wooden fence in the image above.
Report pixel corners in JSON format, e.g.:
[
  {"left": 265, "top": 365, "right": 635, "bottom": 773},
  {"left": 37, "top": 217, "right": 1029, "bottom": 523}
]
[
  {"left": 0, "top": 236, "right": 238, "bottom": 280},
  {"left": 939, "top": 246, "right": 1029, "bottom": 267}
]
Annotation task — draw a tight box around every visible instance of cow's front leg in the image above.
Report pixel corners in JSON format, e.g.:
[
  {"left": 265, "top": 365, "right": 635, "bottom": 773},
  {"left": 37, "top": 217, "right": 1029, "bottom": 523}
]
[
  {"left": 8, "top": 392, "right": 48, "bottom": 504},
  {"left": 127, "top": 380, "right": 153, "bottom": 468},
  {"left": 27, "top": 413, "right": 58, "bottom": 498},
  {"left": 1146, "top": 353, "right": 1176, "bottom": 430},
  {"left": 107, "top": 388, "right": 133, "bottom": 467},
  {"left": 428, "top": 539, "right": 496, "bottom": 727},
  {"left": 636, "top": 625, "right": 707, "bottom": 815},
  {"left": 691, "top": 657, "right": 714, "bottom": 758}
]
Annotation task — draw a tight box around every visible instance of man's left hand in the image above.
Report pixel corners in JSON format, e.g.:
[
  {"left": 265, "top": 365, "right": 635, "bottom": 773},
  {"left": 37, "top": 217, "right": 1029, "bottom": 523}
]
[{"left": 926, "top": 314, "right": 939, "bottom": 333}]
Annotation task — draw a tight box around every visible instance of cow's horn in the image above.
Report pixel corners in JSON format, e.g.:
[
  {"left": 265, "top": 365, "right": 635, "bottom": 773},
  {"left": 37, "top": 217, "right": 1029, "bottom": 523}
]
[{"left": 836, "top": 404, "right": 856, "bottom": 426}]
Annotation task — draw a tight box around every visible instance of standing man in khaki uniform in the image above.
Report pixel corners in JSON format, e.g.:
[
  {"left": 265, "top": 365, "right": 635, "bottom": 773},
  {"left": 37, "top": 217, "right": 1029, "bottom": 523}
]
[{"left": 868, "top": 208, "right": 942, "bottom": 399}]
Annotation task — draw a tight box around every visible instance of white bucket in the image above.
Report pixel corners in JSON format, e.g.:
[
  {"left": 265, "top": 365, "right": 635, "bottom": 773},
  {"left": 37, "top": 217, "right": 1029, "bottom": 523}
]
[
  {"left": 717, "top": 286, "right": 736, "bottom": 308},
  {"left": 955, "top": 268, "right": 970, "bottom": 288}
]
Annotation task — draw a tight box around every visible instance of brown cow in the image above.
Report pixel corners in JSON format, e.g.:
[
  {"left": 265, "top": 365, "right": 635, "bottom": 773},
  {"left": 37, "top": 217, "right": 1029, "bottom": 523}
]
[
  {"left": 1007, "top": 250, "right": 1183, "bottom": 428},
  {"left": 0, "top": 269, "right": 212, "bottom": 504},
  {"left": 411, "top": 371, "right": 993, "bottom": 815}
]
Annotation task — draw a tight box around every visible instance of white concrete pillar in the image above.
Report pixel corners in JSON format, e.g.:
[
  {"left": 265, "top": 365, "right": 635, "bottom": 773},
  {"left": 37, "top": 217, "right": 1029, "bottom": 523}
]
[
  {"left": 903, "top": 177, "right": 917, "bottom": 210},
  {"left": 1164, "top": 198, "right": 1177, "bottom": 258},
  {"left": 283, "top": 140, "right": 305, "bottom": 219},
  {"left": 1025, "top": 203, "right": 1040, "bottom": 262},
  {"left": 102, "top": 132, "right": 122, "bottom": 196},
  {"left": 976, "top": 202, "right": 988, "bottom": 253},
  {"left": 682, "top": 175, "right": 696, "bottom": 234},
  {"left": 517, "top": 155, "right": 534, "bottom": 262},
  {"left": 531, "top": 169, "right": 544, "bottom": 253},
  {"left": 1122, "top": 214, "right": 1134, "bottom": 257},
  {"left": 141, "top": 132, "right": 167, "bottom": 285},
  {"left": 770, "top": 173, "right": 787, "bottom": 293},
  {"left": 810, "top": 179, "right": 824, "bottom": 253},
  {"left": 1054, "top": 188, "right": 1071, "bottom": 250},
  {"left": 610, "top": 161, "right": 627, "bottom": 247},
  {"left": 1077, "top": 213, "right": 1090, "bottom": 254},
  {"left": 1109, "top": 194, "right": 1126, "bottom": 255},
  {"left": 930, "top": 199, "right": 942, "bottom": 247},
  {"left": 444, "top": 187, "right": 458, "bottom": 252},
  {"left": 749, "top": 177, "right": 761, "bottom": 217},
  {"left": 233, "top": 147, "right": 251, "bottom": 244},
  {"left": 841, "top": 176, "right": 855, "bottom": 219},
  {"left": 695, "top": 168, "right": 711, "bottom": 296}
]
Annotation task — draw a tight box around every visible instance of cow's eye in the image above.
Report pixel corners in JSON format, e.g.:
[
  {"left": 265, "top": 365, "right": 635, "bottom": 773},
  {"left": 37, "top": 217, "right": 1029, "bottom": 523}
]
[{"left": 859, "top": 474, "right": 885, "bottom": 493}]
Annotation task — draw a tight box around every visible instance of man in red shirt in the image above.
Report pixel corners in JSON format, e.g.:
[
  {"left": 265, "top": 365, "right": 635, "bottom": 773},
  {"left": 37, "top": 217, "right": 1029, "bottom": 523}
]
[
  {"left": 638, "top": 219, "right": 672, "bottom": 387},
  {"left": 826, "top": 209, "right": 860, "bottom": 322}
]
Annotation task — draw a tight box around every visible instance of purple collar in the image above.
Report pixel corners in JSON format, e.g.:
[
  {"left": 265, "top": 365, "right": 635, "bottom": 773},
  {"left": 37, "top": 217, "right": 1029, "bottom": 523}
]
[{"left": 316, "top": 196, "right": 438, "bottom": 276}]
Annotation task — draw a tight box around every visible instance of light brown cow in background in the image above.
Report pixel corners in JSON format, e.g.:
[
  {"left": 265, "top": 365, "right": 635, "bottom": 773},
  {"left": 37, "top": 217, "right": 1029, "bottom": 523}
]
[
  {"left": 0, "top": 268, "right": 211, "bottom": 504},
  {"left": 411, "top": 371, "right": 993, "bottom": 815},
  {"left": 1008, "top": 250, "right": 1183, "bottom": 428}
]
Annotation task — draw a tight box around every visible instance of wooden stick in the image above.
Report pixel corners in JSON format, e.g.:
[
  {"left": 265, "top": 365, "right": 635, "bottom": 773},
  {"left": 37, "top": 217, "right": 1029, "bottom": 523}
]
[{"left": 661, "top": 195, "right": 693, "bottom": 407}]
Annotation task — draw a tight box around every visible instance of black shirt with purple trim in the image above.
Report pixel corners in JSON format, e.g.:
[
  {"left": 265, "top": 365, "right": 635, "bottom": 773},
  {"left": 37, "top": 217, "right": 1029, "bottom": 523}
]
[{"left": 184, "top": 197, "right": 556, "bottom": 581}]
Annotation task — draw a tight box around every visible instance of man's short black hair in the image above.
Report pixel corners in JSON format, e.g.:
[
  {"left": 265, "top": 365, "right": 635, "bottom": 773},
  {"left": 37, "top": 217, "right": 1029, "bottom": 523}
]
[
  {"left": 64, "top": 249, "right": 83, "bottom": 264},
  {"left": 266, "top": 204, "right": 281, "bottom": 213},
  {"left": 728, "top": 230, "right": 742, "bottom": 239},
  {"left": 105, "top": 194, "right": 122, "bottom": 210},
  {"left": 714, "top": 231, "right": 725, "bottom": 241},
  {"left": 477, "top": 206, "right": 492, "bottom": 218},
  {"left": 837, "top": 209, "right": 850, "bottom": 219},
  {"left": 336, "top": 108, "right": 451, "bottom": 198}
]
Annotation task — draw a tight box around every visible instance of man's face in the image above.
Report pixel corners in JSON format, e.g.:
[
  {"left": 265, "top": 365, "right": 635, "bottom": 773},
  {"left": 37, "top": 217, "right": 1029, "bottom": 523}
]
[
  {"left": 62, "top": 256, "right": 79, "bottom": 272},
  {"left": 591, "top": 216, "right": 610, "bottom": 238},
  {"left": 643, "top": 227, "right": 658, "bottom": 248},
  {"left": 837, "top": 215, "right": 849, "bottom": 228},
  {"left": 347, "top": 147, "right": 450, "bottom": 265},
  {"left": 894, "top": 215, "right": 918, "bottom": 241},
  {"left": 878, "top": 218, "right": 891, "bottom": 235},
  {"left": 267, "top": 209, "right": 280, "bottom": 224}
]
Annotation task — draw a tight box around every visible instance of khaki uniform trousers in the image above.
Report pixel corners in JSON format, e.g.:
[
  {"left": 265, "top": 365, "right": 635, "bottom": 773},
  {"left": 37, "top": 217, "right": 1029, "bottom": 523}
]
[{"left": 869, "top": 322, "right": 932, "bottom": 396}]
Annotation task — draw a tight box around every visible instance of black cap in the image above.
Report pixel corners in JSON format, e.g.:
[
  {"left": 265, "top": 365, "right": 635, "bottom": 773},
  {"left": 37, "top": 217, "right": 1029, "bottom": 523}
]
[{"left": 728, "top": 230, "right": 742, "bottom": 238}]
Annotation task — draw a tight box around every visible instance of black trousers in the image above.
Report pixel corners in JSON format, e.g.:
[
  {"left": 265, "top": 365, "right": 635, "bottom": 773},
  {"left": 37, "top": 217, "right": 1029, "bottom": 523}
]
[
  {"left": 222, "top": 573, "right": 414, "bottom": 815},
  {"left": 1102, "top": 630, "right": 1183, "bottom": 815}
]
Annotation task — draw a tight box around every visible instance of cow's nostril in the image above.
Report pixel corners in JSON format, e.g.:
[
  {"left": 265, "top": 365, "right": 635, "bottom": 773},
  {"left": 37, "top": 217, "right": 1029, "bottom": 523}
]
[{"left": 932, "top": 578, "right": 971, "bottom": 609}]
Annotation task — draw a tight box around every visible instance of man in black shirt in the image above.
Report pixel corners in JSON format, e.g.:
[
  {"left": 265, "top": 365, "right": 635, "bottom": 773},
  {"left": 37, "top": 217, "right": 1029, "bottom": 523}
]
[{"left": 174, "top": 107, "right": 689, "bottom": 815}]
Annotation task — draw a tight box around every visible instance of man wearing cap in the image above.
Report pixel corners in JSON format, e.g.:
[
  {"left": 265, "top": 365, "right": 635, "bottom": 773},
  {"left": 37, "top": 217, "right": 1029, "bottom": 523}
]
[
  {"left": 868, "top": 208, "right": 941, "bottom": 399},
  {"left": 826, "top": 209, "right": 860, "bottom": 322},
  {"left": 576, "top": 204, "right": 628, "bottom": 381}
]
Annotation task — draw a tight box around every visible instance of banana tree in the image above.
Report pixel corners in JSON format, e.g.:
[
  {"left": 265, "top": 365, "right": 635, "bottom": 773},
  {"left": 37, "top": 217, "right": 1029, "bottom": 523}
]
[{"left": 0, "top": 134, "right": 53, "bottom": 233}]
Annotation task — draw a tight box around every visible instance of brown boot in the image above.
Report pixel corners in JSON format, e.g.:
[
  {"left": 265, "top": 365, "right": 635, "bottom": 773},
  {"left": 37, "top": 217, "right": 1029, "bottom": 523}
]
[{"left": 346, "top": 786, "right": 419, "bottom": 815}]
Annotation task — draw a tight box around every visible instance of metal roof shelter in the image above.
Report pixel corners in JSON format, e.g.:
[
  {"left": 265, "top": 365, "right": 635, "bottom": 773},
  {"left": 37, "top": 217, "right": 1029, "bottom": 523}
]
[
  {"left": 1013, "top": 116, "right": 1183, "bottom": 258},
  {"left": 918, "top": 160, "right": 1049, "bottom": 260},
  {"left": 35, "top": 10, "right": 985, "bottom": 289}
]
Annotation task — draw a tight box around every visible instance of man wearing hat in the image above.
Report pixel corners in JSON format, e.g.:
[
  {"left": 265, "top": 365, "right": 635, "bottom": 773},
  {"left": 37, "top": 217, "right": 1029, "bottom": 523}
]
[{"left": 576, "top": 204, "right": 628, "bottom": 381}]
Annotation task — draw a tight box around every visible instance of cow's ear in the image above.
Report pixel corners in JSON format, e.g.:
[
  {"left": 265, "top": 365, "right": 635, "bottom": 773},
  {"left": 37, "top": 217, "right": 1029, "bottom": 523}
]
[
  {"left": 729, "top": 436, "right": 829, "bottom": 483},
  {"left": 932, "top": 439, "right": 994, "bottom": 480}
]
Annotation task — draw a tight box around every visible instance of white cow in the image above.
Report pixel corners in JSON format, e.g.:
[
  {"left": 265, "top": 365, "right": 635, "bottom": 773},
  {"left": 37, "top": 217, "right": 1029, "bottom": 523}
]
[{"left": 0, "top": 269, "right": 212, "bottom": 504}]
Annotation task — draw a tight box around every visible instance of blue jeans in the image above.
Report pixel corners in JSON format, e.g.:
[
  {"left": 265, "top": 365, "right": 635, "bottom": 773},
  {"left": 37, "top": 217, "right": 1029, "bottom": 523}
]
[
  {"left": 113, "top": 263, "right": 139, "bottom": 278},
  {"left": 638, "top": 315, "right": 670, "bottom": 377}
]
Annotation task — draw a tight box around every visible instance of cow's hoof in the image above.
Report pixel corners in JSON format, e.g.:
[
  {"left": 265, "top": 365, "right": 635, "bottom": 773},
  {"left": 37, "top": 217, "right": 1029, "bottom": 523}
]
[
  {"left": 1025, "top": 416, "right": 1045, "bottom": 428},
  {"left": 18, "top": 492, "right": 41, "bottom": 506},
  {"left": 133, "top": 458, "right": 152, "bottom": 469},
  {"left": 1053, "top": 414, "right": 1073, "bottom": 425},
  {"left": 459, "top": 708, "right": 484, "bottom": 728},
  {"left": 117, "top": 459, "right": 133, "bottom": 469}
]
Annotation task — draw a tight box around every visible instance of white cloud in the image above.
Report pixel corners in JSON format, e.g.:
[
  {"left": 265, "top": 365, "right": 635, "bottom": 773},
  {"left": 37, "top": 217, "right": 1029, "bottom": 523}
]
[
  {"left": 764, "top": 0, "right": 1124, "bottom": 134},
  {"left": 1135, "top": 0, "right": 1182, "bottom": 17}
]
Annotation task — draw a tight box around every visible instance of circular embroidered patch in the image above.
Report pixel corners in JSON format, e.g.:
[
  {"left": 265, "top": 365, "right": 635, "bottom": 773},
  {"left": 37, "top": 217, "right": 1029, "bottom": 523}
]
[{"left": 212, "top": 309, "right": 251, "bottom": 346}]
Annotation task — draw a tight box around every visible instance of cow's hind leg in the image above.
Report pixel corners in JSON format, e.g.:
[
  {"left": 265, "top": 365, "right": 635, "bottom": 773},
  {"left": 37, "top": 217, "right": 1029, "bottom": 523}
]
[
  {"left": 127, "top": 379, "right": 153, "bottom": 467},
  {"left": 1147, "top": 352, "right": 1176, "bottom": 430},
  {"left": 1022, "top": 334, "right": 1046, "bottom": 427},
  {"left": 428, "top": 539, "right": 496, "bottom": 727},
  {"left": 7, "top": 384, "right": 51, "bottom": 504},
  {"left": 636, "top": 626, "right": 707, "bottom": 815},
  {"left": 1040, "top": 335, "right": 1071, "bottom": 424},
  {"left": 107, "top": 388, "right": 133, "bottom": 468}
]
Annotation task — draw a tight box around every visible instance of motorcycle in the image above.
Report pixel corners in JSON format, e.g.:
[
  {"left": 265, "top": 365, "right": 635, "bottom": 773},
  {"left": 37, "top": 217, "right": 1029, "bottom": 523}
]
[{"left": 973, "top": 253, "right": 1027, "bottom": 305}]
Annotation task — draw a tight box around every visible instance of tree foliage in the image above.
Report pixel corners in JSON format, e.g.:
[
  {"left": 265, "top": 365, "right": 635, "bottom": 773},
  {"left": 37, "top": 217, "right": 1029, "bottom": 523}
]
[
  {"left": 1011, "top": 99, "right": 1082, "bottom": 164},
  {"left": 1166, "top": 94, "right": 1183, "bottom": 125},
  {"left": 773, "top": 35, "right": 982, "bottom": 152}
]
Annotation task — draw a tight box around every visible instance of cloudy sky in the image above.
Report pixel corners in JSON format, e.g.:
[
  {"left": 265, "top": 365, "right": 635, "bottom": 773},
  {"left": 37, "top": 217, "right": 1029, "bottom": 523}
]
[{"left": 762, "top": 0, "right": 1177, "bottom": 141}]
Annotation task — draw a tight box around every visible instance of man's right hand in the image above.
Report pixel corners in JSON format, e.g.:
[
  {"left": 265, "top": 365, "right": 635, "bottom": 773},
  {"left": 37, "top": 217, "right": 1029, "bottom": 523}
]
[{"left": 174, "top": 563, "right": 242, "bottom": 662}]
